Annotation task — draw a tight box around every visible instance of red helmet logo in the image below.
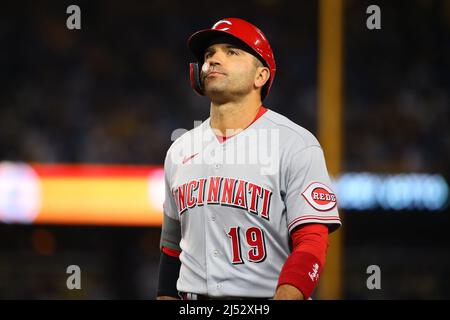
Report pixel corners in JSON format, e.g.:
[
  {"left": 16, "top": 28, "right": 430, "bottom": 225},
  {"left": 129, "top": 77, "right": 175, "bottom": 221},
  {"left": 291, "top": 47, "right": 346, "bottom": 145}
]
[{"left": 212, "top": 20, "right": 232, "bottom": 31}]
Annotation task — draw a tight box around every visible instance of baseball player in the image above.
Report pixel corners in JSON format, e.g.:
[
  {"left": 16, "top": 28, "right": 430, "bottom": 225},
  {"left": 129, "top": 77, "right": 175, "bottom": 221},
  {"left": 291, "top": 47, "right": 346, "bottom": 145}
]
[{"left": 157, "top": 18, "right": 341, "bottom": 300}]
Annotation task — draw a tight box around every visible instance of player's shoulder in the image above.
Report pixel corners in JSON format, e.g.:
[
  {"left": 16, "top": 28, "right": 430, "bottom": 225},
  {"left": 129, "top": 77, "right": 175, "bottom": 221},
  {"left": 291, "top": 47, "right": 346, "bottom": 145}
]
[
  {"left": 262, "top": 108, "right": 321, "bottom": 150},
  {"left": 165, "top": 119, "right": 208, "bottom": 163}
]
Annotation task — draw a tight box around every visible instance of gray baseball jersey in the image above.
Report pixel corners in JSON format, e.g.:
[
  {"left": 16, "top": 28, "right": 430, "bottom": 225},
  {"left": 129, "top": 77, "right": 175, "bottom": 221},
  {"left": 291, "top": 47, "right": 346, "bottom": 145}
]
[{"left": 160, "top": 108, "right": 341, "bottom": 298}]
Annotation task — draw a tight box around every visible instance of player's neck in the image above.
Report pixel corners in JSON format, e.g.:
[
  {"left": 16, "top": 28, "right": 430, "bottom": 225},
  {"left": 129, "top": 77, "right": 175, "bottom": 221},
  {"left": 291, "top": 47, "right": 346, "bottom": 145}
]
[{"left": 209, "top": 95, "right": 262, "bottom": 137}]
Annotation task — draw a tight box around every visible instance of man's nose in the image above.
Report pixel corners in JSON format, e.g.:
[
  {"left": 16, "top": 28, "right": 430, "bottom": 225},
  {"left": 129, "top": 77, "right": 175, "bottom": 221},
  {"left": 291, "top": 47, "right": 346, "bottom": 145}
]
[{"left": 205, "top": 51, "right": 224, "bottom": 65}]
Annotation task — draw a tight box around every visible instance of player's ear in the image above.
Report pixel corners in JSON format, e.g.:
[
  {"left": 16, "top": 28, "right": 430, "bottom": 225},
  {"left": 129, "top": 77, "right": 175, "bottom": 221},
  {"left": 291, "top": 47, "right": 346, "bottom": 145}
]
[{"left": 254, "top": 66, "right": 270, "bottom": 90}]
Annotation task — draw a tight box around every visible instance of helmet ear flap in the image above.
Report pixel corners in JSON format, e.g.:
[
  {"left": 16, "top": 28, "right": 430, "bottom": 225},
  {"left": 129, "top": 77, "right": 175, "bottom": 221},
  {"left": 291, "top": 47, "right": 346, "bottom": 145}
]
[{"left": 189, "top": 62, "right": 204, "bottom": 96}]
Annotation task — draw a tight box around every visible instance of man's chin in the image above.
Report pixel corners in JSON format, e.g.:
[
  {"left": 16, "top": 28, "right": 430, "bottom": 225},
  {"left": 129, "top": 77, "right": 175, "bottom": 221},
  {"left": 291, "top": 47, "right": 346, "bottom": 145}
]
[
  {"left": 204, "top": 85, "right": 227, "bottom": 97},
  {"left": 205, "top": 88, "right": 233, "bottom": 104}
]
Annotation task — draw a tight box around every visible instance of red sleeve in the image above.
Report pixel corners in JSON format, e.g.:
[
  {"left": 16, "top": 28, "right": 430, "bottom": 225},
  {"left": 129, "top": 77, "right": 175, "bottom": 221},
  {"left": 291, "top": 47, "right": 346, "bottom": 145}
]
[
  {"left": 291, "top": 223, "right": 328, "bottom": 264},
  {"left": 277, "top": 223, "right": 329, "bottom": 299},
  {"left": 162, "top": 246, "right": 181, "bottom": 258}
]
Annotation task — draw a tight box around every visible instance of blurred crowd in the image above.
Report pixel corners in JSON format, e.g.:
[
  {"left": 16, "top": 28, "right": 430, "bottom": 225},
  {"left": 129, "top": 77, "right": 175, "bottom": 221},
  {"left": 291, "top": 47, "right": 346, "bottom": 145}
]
[
  {"left": 0, "top": 0, "right": 448, "bottom": 175},
  {"left": 345, "top": 0, "right": 450, "bottom": 174}
]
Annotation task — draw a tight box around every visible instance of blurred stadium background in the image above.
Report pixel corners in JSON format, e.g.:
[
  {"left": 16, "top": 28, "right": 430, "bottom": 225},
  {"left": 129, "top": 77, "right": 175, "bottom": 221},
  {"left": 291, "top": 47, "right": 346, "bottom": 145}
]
[{"left": 0, "top": 0, "right": 449, "bottom": 299}]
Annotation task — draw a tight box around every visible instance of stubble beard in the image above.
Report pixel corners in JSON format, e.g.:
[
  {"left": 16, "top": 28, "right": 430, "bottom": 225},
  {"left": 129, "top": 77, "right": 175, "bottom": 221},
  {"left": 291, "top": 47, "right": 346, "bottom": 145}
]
[{"left": 205, "top": 75, "right": 253, "bottom": 104}]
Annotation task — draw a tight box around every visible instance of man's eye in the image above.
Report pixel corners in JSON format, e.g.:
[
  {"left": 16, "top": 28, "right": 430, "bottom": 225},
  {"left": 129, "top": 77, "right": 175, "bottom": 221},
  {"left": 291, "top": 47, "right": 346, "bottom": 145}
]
[{"left": 228, "top": 49, "right": 238, "bottom": 55}]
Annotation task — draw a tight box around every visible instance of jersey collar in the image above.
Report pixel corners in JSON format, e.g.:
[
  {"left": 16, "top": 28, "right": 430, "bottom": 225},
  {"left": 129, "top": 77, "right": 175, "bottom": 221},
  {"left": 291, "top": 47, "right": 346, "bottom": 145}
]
[{"left": 213, "top": 106, "right": 268, "bottom": 144}]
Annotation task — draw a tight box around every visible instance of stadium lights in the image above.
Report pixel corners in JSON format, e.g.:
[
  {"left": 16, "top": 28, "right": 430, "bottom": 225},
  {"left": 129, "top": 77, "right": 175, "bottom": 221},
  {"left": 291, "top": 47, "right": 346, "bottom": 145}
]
[{"left": 0, "top": 162, "right": 448, "bottom": 225}]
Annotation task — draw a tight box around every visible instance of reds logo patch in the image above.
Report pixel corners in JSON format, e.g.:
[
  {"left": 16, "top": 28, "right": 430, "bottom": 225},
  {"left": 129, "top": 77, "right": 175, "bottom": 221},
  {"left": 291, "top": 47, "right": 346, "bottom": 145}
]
[{"left": 301, "top": 182, "right": 337, "bottom": 211}]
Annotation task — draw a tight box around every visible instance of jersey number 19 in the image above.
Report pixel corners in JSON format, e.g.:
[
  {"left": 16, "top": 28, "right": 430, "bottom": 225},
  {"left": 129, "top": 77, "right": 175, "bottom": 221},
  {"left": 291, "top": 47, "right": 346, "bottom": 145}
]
[{"left": 227, "top": 227, "right": 267, "bottom": 264}]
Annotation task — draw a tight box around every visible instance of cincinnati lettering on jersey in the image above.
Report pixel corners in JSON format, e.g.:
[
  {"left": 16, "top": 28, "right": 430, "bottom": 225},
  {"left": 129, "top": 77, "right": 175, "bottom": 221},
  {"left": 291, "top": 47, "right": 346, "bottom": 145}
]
[{"left": 172, "top": 176, "right": 273, "bottom": 220}]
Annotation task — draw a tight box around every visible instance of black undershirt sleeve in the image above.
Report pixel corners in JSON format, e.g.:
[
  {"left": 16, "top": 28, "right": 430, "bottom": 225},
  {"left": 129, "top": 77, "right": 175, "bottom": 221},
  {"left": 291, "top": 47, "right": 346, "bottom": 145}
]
[{"left": 157, "top": 250, "right": 181, "bottom": 298}]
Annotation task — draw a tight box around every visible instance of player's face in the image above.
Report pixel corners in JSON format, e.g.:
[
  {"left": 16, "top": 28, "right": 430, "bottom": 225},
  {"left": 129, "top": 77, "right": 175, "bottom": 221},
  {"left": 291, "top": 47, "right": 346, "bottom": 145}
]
[{"left": 201, "top": 43, "right": 262, "bottom": 100}]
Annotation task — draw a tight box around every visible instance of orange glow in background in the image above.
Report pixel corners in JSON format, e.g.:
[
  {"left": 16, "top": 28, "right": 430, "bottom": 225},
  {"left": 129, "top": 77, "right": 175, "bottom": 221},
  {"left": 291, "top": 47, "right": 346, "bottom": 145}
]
[{"left": 0, "top": 162, "right": 164, "bottom": 226}]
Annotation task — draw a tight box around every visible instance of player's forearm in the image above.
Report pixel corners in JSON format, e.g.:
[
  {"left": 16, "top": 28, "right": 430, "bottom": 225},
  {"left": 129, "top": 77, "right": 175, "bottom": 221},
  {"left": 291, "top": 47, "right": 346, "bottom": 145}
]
[
  {"left": 275, "top": 224, "right": 328, "bottom": 300},
  {"left": 157, "top": 249, "right": 182, "bottom": 299},
  {"left": 273, "top": 284, "right": 304, "bottom": 300}
]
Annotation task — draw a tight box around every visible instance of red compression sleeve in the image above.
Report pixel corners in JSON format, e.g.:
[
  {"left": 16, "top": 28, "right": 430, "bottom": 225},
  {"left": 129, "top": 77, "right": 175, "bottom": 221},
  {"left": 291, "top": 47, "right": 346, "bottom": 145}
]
[
  {"left": 162, "top": 246, "right": 181, "bottom": 258},
  {"left": 277, "top": 223, "right": 329, "bottom": 299}
]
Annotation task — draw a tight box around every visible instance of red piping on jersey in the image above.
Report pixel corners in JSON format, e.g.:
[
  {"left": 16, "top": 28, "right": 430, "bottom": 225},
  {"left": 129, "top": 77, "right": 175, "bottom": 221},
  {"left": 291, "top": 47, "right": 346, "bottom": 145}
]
[
  {"left": 162, "top": 246, "right": 181, "bottom": 258},
  {"left": 288, "top": 215, "right": 341, "bottom": 230},
  {"left": 215, "top": 106, "right": 268, "bottom": 143}
]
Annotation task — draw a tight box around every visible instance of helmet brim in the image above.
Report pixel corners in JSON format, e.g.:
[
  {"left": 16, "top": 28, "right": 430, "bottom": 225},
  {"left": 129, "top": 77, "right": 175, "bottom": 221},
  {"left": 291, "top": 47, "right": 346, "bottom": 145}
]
[{"left": 188, "top": 29, "right": 261, "bottom": 64}]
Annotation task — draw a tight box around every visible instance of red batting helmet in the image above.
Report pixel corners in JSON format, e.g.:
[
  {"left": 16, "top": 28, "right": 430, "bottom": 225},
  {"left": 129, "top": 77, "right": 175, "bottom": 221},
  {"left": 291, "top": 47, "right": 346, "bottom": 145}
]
[{"left": 188, "top": 18, "right": 276, "bottom": 100}]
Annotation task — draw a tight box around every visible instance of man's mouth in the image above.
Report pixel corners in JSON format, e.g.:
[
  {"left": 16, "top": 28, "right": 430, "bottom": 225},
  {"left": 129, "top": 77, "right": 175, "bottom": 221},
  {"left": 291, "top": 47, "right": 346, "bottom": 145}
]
[
  {"left": 204, "top": 69, "right": 226, "bottom": 80},
  {"left": 206, "top": 72, "right": 225, "bottom": 78}
]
